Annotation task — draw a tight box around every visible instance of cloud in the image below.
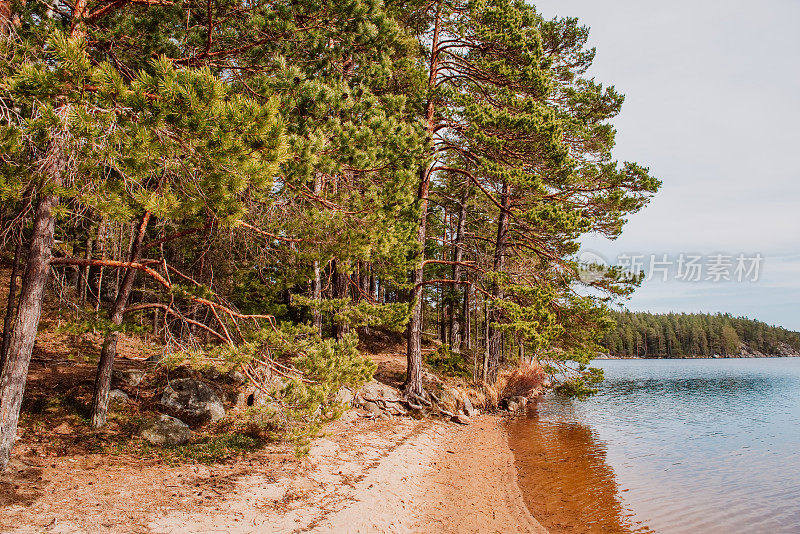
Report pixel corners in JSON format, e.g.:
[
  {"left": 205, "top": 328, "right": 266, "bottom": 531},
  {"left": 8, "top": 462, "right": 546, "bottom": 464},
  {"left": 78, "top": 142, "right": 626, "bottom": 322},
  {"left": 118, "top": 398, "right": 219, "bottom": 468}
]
[{"left": 531, "top": 0, "right": 800, "bottom": 330}]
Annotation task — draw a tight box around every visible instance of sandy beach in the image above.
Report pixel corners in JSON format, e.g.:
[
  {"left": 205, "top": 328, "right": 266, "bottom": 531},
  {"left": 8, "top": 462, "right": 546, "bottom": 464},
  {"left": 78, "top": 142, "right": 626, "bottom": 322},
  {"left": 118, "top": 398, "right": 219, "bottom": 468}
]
[{"left": 1, "top": 414, "right": 545, "bottom": 533}]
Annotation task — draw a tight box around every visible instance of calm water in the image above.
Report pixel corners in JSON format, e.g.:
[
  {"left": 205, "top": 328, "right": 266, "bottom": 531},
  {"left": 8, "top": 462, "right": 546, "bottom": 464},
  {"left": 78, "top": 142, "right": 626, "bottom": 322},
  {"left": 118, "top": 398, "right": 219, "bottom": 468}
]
[{"left": 507, "top": 358, "right": 800, "bottom": 534}]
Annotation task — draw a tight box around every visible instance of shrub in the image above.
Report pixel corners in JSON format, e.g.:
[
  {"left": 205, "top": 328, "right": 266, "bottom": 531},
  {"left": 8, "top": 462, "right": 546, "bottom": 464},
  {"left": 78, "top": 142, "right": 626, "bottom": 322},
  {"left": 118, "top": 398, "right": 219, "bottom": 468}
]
[{"left": 424, "top": 344, "right": 471, "bottom": 378}]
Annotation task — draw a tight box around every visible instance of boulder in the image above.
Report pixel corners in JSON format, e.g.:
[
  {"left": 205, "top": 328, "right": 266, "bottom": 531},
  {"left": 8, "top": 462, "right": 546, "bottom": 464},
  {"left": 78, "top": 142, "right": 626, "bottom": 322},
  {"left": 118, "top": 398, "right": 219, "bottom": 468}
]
[
  {"left": 334, "top": 386, "right": 354, "bottom": 407},
  {"left": 462, "top": 395, "right": 477, "bottom": 417},
  {"left": 338, "top": 410, "right": 359, "bottom": 424},
  {"left": 354, "top": 381, "right": 411, "bottom": 418},
  {"left": 436, "top": 387, "right": 461, "bottom": 415},
  {"left": 113, "top": 368, "right": 146, "bottom": 387},
  {"left": 503, "top": 395, "right": 528, "bottom": 412},
  {"left": 227, "top": 369, "right": 247, "bottom": 385},
  {"left": 235, "top": 388, "right": 274, "bottom": 410},
  {"left": 141, "top": 415, "right": 192, "bottom": 446},
  {"left": 161, "top": 378, "right": 225, "bottom": 425},
  {"left": 357, "top": 380, "right": 403, "bottom": 404},
  {"left": 146, "top": 352, "right": 166, "bottom": 364},
  {"left": 362, "top": 401, "right": 383, "bottom": 416},
  {"left": 422, "top": 370, "right": 443, "bottom": 388},
  {"left": 108, "top": 389, "right": 129, "bottom": 405}
]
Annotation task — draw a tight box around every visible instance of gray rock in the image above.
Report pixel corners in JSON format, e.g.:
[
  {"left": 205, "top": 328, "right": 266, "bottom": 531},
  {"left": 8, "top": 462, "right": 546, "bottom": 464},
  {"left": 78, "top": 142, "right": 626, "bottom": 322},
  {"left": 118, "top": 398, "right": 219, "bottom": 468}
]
[
  {"left": 113, "top": 368, "right": 146, "bottom": 387},
  {"left": 227, "top": 370, "right": 247, "bottom": 385},
  {"left": 146, "top": 352, "right": 166, "bottom": 364},
  {"left": 141, "top": 415, "right": 192, "bottom": 446},
  {"left": 161, "top": 378, "right": 225, "bottom": 425},
  {"left": 452, "top": 414, "right": 471, "bottom": 425},
  {"left": 358, "top": 380, "right": 402, "bottom": 404},
  {"left": 334, "top": 386, "right": 354, "bottom": 406},
  {"left": 235, "top": 388, "right": 275, "bottom": 410},
  {"left": 462, "top": 395, "right": 477, "bottom": 417},
  {"left": 204, "top": 367, "right": 224, "bottom": 381},
  {"left": 108, "top": 389, "right": 129, "bottom": 405},
  {"left": 422, "top": 370, "right": 443, "bottom": 387},
  {"left": 362, "top": 401, "right": 383, "bottom": 416},
  {"left": 504, "top": 395, "right": 528, "bottom": 412}
]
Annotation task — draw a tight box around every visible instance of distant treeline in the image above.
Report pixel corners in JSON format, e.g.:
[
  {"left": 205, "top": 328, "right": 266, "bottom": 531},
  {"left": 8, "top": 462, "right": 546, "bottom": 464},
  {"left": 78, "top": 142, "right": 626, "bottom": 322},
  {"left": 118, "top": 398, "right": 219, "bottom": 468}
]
[{"left": 602, "top": 311, "right": 800, "bottom": 358}]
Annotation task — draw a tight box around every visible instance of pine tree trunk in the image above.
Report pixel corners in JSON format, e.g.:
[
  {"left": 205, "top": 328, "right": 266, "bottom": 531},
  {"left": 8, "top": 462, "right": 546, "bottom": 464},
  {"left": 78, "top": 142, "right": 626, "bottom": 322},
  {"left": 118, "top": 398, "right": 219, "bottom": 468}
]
[
  {"left": 482, "top": 300, "right": 490, "bottom": 381},
  {"left": 0, "top": 187, "right": 61, "bottom": 470},
  {"left": 311, "top": 173, "right": 323, "bottom": 335},
  {"left": 462, "top": 283, "right": 471, "bottom": 350},
  {"left": 0, "top": 0, "right": 12, "bottom": 33},
  {"left": 1, "top": 233, "right": 22, "bottom": 372},
  {"left": 312, "top": 260, "right": 322, "bottom": 335},
  {"left": 359, "top": 263, "right": 370, "bottom": 299},
  {"left": 487, "top": 180, "right": 510, "bottom": 383},
  {"left": 93, "top": 218, "right": 107, "bottom": 311},
  {"left": 405, "top": 3, "right": 441, "bottom": 398},
  {"left": 448, "top": 185, "right": 469, "bottom": 351},
  {"left": 405, "top": 166, "right": 430, "bottom": 398},
  {"left": 79, "top": 235, "right": 93, "bottom": 306},
  {"left": 358, "top": 263, "right": 371, "bottom": 335},
  {"left": 0, "top": 5, "right": 91, "bottom": 467},
  {"left": 90, "top": 212, "right": 150, "bottom": 428},
  {"left": 331, "top": 259, "right": 350, "bottom": 341}
]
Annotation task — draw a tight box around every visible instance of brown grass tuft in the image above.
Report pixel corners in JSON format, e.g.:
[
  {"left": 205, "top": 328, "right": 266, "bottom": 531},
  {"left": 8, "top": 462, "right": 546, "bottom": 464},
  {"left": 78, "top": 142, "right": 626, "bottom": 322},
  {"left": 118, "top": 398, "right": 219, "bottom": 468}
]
[{"left": 497, "top": 362, "right": 546, "bottom": 400}]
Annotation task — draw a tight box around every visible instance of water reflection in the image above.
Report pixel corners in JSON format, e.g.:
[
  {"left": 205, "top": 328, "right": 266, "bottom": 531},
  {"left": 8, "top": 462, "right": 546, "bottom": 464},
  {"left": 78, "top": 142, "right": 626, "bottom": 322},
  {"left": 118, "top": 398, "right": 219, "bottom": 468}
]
[
  {"left": 509, "top": 358, "right": 800, "bottom": 534},
  {"left": 507, "top": 399, "right": 653, "bottom": 534}
]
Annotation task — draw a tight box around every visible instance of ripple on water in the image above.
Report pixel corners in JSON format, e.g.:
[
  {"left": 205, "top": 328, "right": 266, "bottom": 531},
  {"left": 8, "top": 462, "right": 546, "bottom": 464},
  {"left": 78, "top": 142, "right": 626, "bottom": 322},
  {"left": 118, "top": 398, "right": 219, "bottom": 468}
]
[{"left": 508, "top": 358, "right": 800, "bottom": 534}]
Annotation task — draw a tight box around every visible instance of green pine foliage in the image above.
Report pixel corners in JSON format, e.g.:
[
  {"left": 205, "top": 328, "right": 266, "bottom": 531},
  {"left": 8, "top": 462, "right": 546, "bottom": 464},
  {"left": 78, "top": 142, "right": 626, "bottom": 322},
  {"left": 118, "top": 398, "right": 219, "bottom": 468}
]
[{"left": 0, "top": 0, "right": 674, "bottom": 465}]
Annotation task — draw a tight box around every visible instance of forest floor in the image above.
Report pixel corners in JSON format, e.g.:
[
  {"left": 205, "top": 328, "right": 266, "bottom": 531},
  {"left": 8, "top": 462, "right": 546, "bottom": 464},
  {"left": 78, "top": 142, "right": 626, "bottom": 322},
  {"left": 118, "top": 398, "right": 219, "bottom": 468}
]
[{"left": 0, "top": 267, "right": 545, "bottom": 533}]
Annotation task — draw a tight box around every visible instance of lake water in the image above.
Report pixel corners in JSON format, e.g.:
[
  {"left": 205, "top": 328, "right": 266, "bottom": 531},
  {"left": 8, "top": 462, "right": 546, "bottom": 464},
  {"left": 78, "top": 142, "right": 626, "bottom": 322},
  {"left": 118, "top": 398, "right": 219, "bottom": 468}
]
[{"left": 507, "top": 358, "right": 800, "bottom": 533}]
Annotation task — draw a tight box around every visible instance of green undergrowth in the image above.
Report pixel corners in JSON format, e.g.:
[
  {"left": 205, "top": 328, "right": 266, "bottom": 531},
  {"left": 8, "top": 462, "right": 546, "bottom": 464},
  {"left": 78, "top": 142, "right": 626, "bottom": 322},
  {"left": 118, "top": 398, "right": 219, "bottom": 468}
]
[
  {"left": 424, "top": 344, "right": 472, "bottom": 379},
  {"left": 124, "top": 433, "right": 263, "bottom": 465}
]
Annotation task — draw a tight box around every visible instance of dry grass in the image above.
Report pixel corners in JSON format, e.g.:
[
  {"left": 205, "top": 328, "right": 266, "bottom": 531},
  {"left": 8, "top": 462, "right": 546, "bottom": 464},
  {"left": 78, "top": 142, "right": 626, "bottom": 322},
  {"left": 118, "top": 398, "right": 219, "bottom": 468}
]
[
  {"left": 447, "top": 361, "right": 546, "bottom": 411},
  {"left": 498, "top": 362, "right": 547, "bottom": 399}
]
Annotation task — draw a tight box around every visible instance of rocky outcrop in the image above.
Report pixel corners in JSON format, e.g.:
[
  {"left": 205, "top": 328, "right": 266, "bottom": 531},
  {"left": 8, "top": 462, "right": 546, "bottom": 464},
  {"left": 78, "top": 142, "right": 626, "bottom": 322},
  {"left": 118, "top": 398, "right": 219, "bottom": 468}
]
[
  {"left": 436, "top": 387, "right": 479, "bottom": 418},
  {"left": 140, "top": 414, "right": 192, "bottom": 446},
  {"left": 333, "top": 386, "right": 354, "bottom": 406},
  {"left": 161, "top": 378, "right": 225, "bottom": 426},
  {"left": 502, "top": 395, "right": 528, "bottom": 413},
  {"left": 353, "top": 380, "right": 408, "bottom": 417},
  {"left": 346, "top": 380, "right": 479, "bottom": 423}
]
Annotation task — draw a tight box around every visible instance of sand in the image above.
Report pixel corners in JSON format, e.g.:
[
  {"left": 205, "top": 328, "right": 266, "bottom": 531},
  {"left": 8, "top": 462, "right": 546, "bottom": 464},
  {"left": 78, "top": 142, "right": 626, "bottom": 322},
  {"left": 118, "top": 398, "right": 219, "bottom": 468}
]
[{"left": 1, "top": 414, "right": 545, "bottom": 533}]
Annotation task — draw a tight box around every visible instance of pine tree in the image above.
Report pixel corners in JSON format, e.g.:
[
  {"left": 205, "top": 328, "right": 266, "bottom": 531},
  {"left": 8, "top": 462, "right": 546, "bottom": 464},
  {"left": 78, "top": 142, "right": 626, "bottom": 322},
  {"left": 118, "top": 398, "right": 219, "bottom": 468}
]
[{"left": 395, "top": 0, "right": 658, "bottom": 391}]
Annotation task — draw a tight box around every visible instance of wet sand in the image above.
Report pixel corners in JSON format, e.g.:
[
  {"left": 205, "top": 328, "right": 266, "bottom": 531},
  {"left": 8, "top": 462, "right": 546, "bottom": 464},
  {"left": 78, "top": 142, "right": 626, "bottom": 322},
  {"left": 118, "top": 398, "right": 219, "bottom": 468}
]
[{"left": 506, "top": 403, "right": 653, "bottom": 534}]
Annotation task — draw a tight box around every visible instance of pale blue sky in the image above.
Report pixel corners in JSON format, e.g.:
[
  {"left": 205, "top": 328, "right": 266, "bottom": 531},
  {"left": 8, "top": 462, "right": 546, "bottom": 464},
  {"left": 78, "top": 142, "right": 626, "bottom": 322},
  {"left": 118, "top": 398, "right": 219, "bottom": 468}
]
[{"left": 532, "top": 0, "right": 800, "bottom": 330}]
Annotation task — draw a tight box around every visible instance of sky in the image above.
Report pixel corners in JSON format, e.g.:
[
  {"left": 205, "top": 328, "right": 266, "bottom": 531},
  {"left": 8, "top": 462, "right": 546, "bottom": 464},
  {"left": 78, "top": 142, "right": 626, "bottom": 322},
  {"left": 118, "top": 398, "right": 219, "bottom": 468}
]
[{"left": 531, "top": 0, "right": 800, "bottom": 330}]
